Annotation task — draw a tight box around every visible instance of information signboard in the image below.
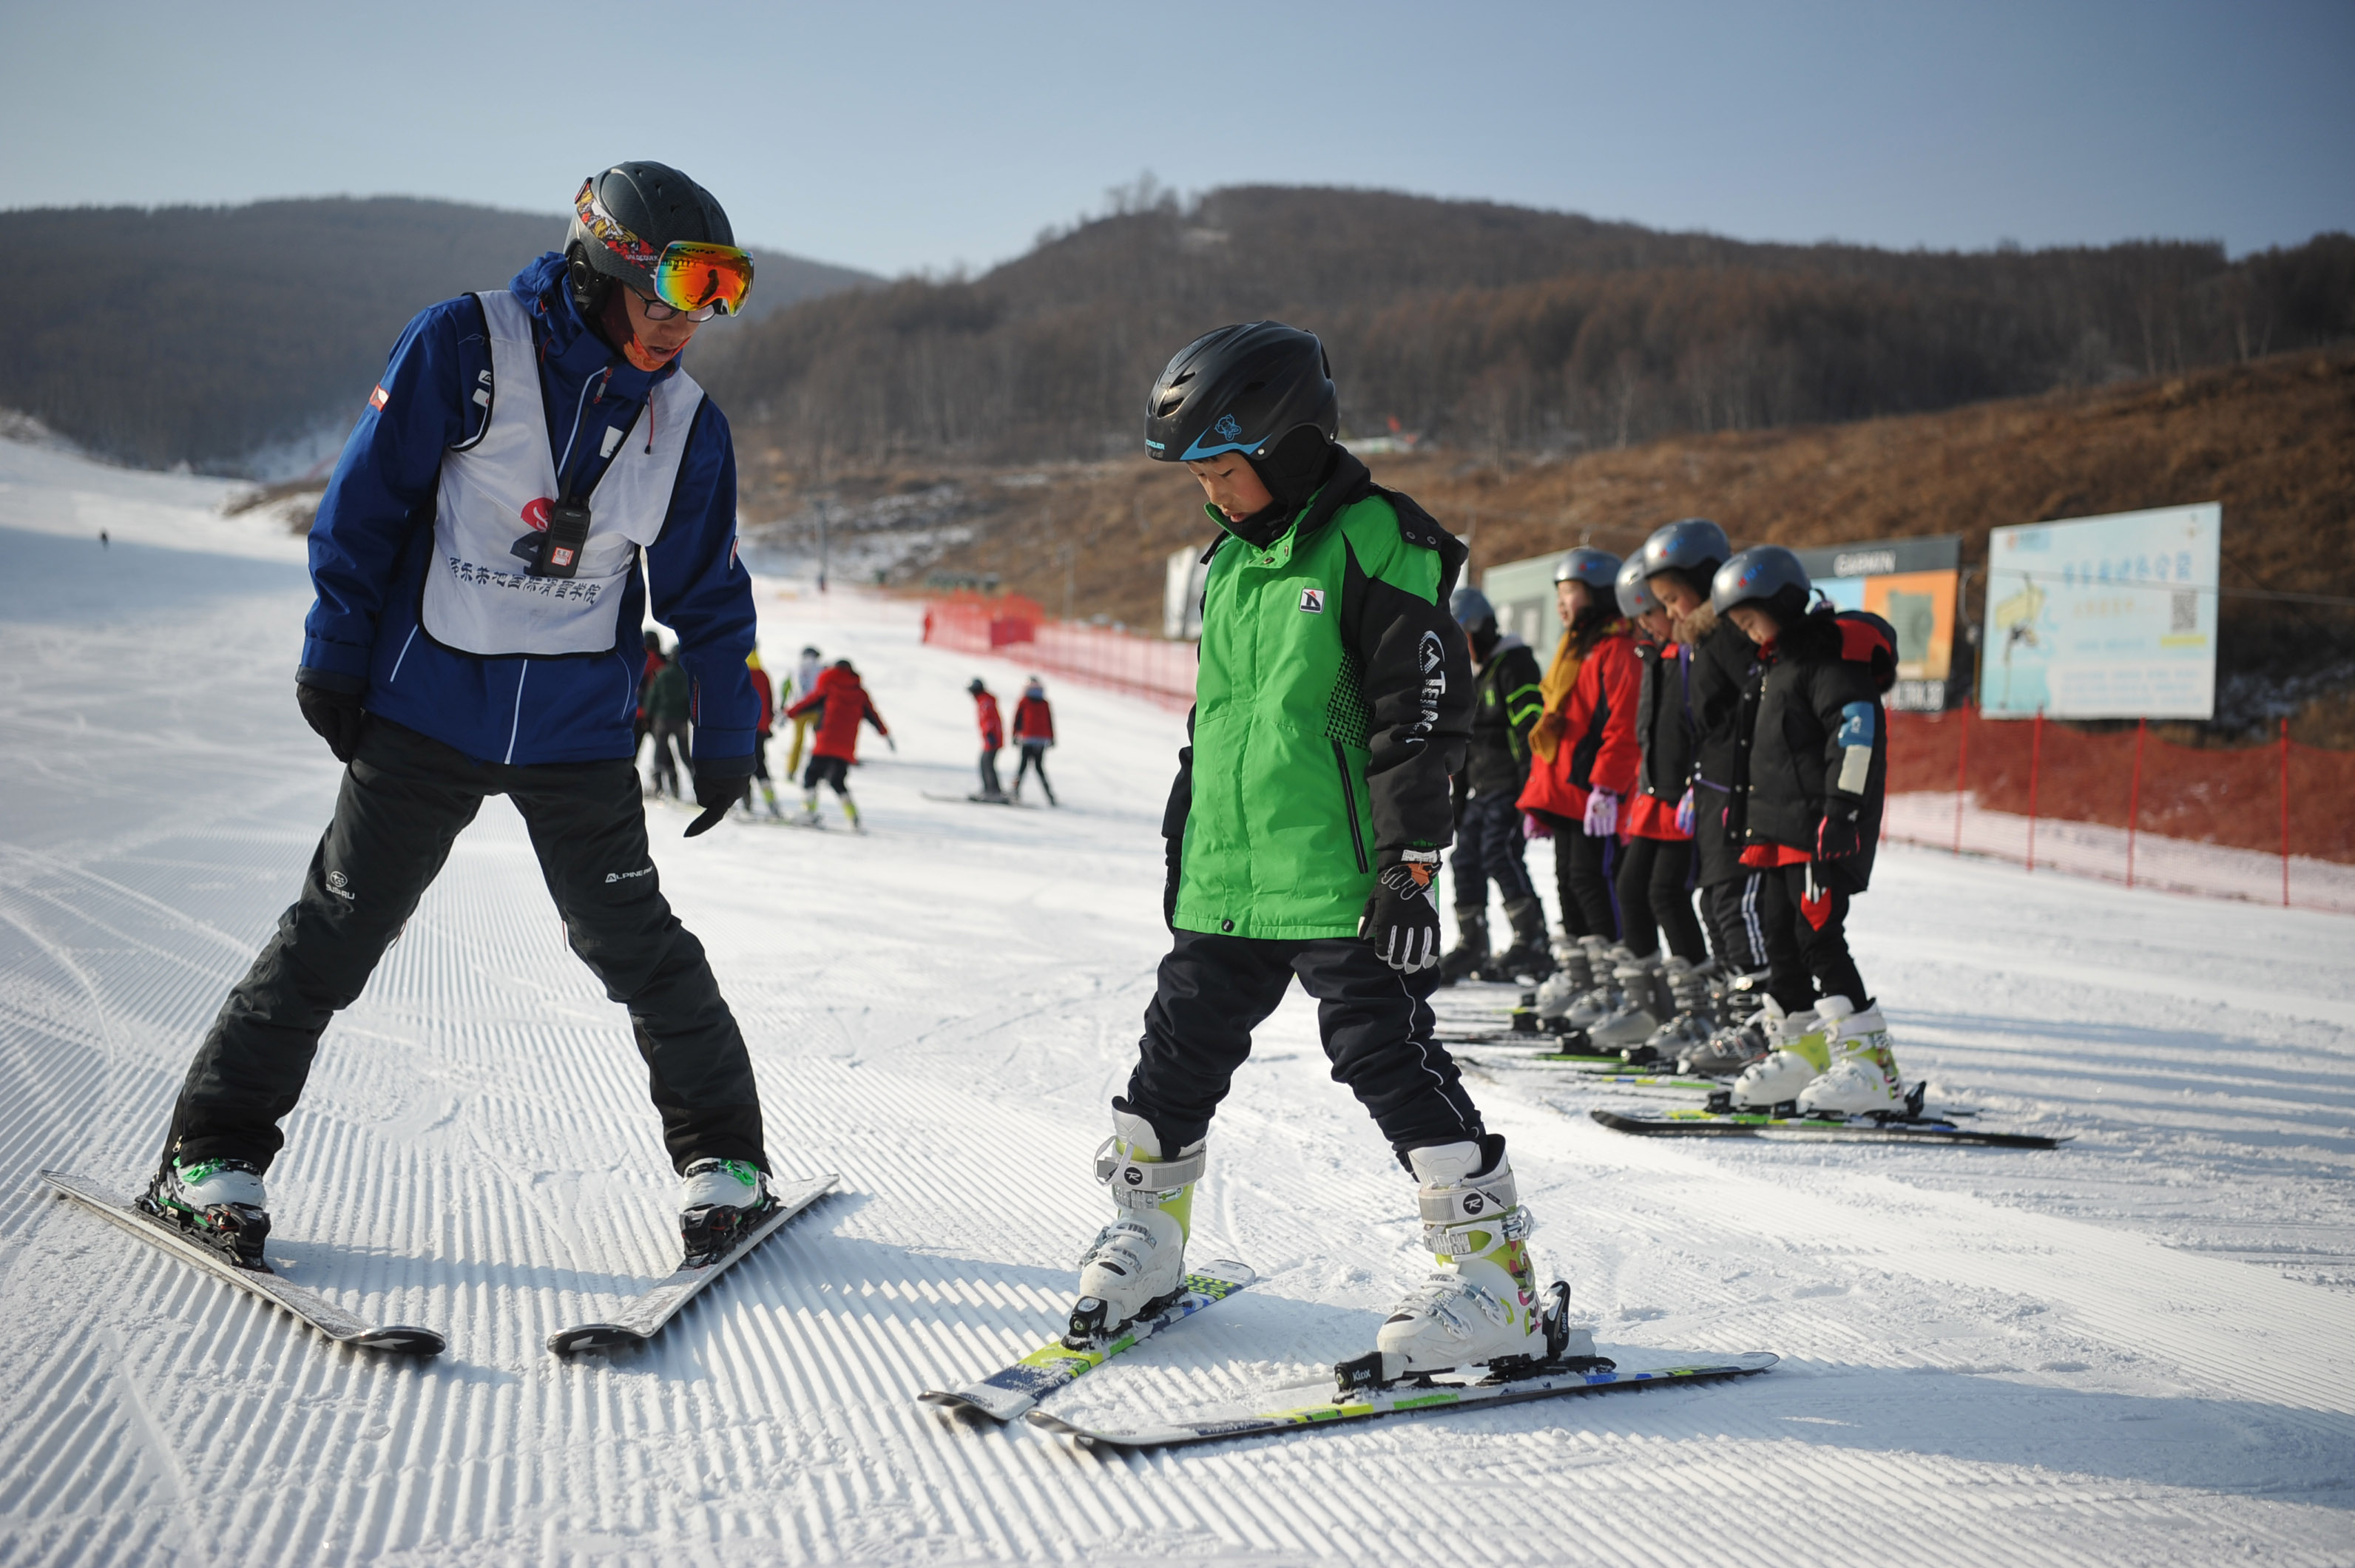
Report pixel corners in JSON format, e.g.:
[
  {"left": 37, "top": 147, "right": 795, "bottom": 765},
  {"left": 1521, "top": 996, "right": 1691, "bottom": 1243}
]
[
  {"left": 1481, "top": 552, "right": 1567, "bottom": 656},
  {"left": 1979, "top": 503, "right": 2220, "bottom": 720},
  {"left": 1791, "top": 535, "right": 1962, "bottom": 712}
]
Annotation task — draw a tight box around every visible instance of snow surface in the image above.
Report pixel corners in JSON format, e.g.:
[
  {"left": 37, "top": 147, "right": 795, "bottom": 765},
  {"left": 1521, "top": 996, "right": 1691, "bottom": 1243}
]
[{"left": 3, "top": 439, "right": 2354, "bottom": 1565}]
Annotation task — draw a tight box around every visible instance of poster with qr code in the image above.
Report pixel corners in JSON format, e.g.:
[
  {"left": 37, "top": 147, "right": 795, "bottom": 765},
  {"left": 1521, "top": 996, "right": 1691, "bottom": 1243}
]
[{"left": 1981, "top": 503, "right": 2221, "bottom": 720}]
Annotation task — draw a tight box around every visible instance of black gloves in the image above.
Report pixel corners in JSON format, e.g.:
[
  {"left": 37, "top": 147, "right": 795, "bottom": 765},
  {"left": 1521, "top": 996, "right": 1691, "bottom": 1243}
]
[
  {"left": 1359, "top": 849, "right": 1442, "bottom": 973},
  {"left": 296, "top": 681, "right": 365, "bottom": 763},
  {"left": 684, "top": 766, "right": 748, "bottom": 838},
  {"left": 1816, "top": 796, "right": 1865, "bottom": 861}
]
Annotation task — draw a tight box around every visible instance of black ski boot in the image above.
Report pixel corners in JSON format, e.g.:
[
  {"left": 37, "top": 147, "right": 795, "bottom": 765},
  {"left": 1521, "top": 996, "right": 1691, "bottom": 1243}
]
[{"left": 1437, "top": 909, "right": 1489, "bottom": 987}]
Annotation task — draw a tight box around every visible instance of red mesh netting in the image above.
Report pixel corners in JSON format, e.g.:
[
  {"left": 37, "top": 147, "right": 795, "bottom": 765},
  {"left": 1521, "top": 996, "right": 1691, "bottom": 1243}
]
[{"left": 1887, "top": 709, "right": 2355, "bottom": 865}]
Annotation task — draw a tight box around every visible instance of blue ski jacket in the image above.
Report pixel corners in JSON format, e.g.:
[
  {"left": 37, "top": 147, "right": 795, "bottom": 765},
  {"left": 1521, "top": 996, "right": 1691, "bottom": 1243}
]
[{"left": 295, "top": 253, "right": 757, "bottom": 771}]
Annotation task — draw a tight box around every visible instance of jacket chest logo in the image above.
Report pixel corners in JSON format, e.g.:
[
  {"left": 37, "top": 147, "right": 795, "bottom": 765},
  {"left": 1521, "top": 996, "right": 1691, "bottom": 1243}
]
[{"left": 1299, "top": 587, "right": 1325, "bottom": 614}]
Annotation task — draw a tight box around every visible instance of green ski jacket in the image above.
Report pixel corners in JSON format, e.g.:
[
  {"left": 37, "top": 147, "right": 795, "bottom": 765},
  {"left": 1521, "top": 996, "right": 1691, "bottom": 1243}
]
[{"left": 1166, "top": 449, "right": 1473, "bottom": 939}]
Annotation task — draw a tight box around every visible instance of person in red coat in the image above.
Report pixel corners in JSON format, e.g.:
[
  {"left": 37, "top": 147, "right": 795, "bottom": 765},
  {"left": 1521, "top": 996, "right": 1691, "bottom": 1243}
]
[
  {"left": 968, "top": 678, "right": 1007, "bottom": 799},
  {"left": 783, "top": 660, "right": 891, "bottom": 830},
  {"left": 1010, "top": 676, "right": 1057, "bottom": 805},
  {"left": 1517, "top": 550, "right": 1641, "bottom": 946}
]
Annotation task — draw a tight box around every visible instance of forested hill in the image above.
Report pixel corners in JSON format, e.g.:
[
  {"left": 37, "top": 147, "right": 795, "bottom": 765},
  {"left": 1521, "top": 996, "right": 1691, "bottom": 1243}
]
[
  {"left": 8, "top": 197, "right": 876, "bottom": 472},
  {"left": 697, "top": 183, "right": 2355, "bottom": 464}
]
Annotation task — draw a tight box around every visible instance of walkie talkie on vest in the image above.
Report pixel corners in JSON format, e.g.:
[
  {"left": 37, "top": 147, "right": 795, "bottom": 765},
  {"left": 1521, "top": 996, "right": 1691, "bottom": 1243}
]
[
  {"left": 530, "top": 423, "right": 624, "bottom": 578},
  {"left": 533, "top": 497, "right": 592, "bottom": 578}
]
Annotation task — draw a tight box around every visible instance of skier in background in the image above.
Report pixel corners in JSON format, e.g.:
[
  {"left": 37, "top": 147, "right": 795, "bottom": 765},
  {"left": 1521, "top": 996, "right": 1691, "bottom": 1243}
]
[
  {"left": 785, "top": 658, "right": 891, "bottom": 829},
  {"left": 739, "top": 651, "right": 783, "bottom": 819},
  {"left": 1438, "top": 586, "right": 1546, "bottom": 984},
  {"left": 783, "top": 644, "right": 822, "bottom": 776},
  {"left": 1010, "top": 676, "right": 1057, "bottom": 805},
  {"left": 142, "top": 160, "right": 776, "bottom": 1274},
  {"left": 634, "top": 628, "right": 666, "bottom": 766},
  {"left": 1710, "top": 548, "right": 1905, "bottom": 1117},
  {"left": 646, "top": 652, "right": 692, "bottom": 799},
  {"left": 1070, "top": 322, "right": 1584, "bottom": 1388},
  {"left": 968, "top": 677, "right": 1007, "bottom": 800}
]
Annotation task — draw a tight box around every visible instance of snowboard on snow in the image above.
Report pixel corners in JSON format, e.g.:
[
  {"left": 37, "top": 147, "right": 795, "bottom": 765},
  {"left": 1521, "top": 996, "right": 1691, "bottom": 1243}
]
[
  {"left": 548, "top": 1173, "right": 839, "bottom": 1355},
  {"left": 1027, "top": 1349, "right": 1780, "bottom": 1450},
  {"left": 41, "top": 1170, "right": 445, "bottom": 1355},
  {"left": 920, "top": 1260, "right": 1256, "bottom": 1423},
  {"left": 1591, "top": 1108, "right": 2061, "bottom": 1149}
]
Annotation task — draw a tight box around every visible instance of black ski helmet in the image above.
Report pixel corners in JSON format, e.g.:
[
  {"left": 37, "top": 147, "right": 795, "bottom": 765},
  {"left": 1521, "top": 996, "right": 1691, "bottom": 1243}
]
[
  {"left": 1615, "top": 556, "right": 1662, "bottom": 618},
  {"left": 1553, "top": 547, "right": 1621, "bottom": 593},
  {"left": 567, "top": 162, "right": 743, "bottom": 318},
  {"left": 1449, "top": 586, "right": 1496, "bottom": 629},
  {"left": 1640, "top": 518, "right": 1731, "bottom": 597},
  {"left": 1144, "top": 322, "right": 1338, "bottom": 464},
  {"left": 967, "top": 677, "right": 987, "bottom": 695},
  {"left": 1711, "top": 546, "right": 1812, "bottom": 621}
]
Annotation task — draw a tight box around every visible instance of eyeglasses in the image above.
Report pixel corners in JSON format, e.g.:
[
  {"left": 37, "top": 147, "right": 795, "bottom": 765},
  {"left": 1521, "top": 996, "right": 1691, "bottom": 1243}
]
[{"left": 637, "top": 291, "right": 720, "bottom": 323}]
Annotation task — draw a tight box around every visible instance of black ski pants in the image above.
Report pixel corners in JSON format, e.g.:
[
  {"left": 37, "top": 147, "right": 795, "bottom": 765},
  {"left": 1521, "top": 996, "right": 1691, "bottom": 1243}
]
[
  {"left": 1754, "top": 861, "right": 1869, "bottom": 1015},
  {"left": 648, "top": 715, "right": 689, "bottom": 797},
  {"left": 1450, "top": 789, "right": 1535, "bottom": 913},
  {"left": 1615, "top": 837, "right": 1706, "bottom": 964},
  {"left": 1013, "top": 742, "right": 1054, "bottom": 802},
  {"left": 1533, "top": 811, "right": 1618, "bottom": 939},
  {"left": 978, "top": 746, "right": 1004, "bottom": 797},
  {"left": 1703, "top": 872, "right": 1769, "bottom": 973},
  {"left": 1120, "top": 929, "right": 1485, "bottom": 1165},
  {"left": 163, "top": 717, "right": 767, "bottom": 1175}
]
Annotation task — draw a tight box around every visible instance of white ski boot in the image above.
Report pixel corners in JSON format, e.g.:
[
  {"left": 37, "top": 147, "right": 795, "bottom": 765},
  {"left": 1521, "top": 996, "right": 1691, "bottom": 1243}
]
[
  {"left": 1070, "top": 1110, "right": 1203, "bottom": 1344},
  {"left": 679, "top": 1158, "right": 777, "bottom": 1268},
  {"left": 1795, "top": 1002, "right": 1906, "bottom": 1116},
  {"left": 141, "top": 1155, "right": 271, "bottom": 1269},
  {"left": 1729, "top": 996, "right": 1839, "bottom": 1109},
  {"left": 1362, "top": 1142, "right": 1570, "bottom": 1383}
]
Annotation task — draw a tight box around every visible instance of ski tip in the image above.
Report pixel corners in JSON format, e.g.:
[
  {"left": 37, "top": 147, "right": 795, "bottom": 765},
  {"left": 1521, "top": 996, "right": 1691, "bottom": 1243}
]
[
  {"left": 355, "top": 1326, "right": 446, "bottom": 1356},
  {"left": 1023, "top": 1410, "right": 1094, "bottom": 1442},
  {"left": 548, "top": 1325, "right": 648, "bottom": 1356}
]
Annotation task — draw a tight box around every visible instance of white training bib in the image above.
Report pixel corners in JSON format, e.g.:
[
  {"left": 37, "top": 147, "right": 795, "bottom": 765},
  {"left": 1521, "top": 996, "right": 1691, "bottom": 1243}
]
[{"left": 419, "top": 290, "right": 703, "bottom": 657}]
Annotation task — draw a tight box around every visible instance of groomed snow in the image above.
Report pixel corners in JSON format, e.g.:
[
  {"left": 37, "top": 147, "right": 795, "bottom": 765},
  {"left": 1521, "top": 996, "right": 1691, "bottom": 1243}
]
[{"left": 2, "top": 440, "right": 2352, "bottom": 1566}]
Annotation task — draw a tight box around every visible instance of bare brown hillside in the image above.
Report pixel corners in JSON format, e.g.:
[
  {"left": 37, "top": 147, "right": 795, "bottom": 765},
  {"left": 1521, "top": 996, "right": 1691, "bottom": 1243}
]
[{"left": 737, "top": 347, "right": 2355, "bottom": 740}]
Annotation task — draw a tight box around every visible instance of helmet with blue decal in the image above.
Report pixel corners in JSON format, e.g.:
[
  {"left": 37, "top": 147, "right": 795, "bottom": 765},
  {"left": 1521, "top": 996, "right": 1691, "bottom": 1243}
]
[
  {"left": 1615, "top": 556, "right": 1662, "bottom": 618},
  {"left": 1639, "top": 518, "right": 1731, "bottom": 598},
  {"left": 1552, "top": 547, "right": 1621, "bottom": 592},
  {"left": 1144, "top": 322, "right": 1338, "bottom": 464},
  {"left": 1711, "top": 545, "right": 1812, "bottom": 620}
]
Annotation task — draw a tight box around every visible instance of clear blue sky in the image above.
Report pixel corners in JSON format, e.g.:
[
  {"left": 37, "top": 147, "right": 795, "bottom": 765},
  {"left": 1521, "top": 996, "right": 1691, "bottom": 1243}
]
[{"left": 2, "top": 0, "right": 2348, "bottom": 277}]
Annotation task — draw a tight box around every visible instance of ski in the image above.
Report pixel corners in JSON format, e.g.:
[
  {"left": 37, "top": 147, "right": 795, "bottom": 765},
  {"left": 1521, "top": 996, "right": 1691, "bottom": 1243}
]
[
  {"left": 1591, "top": 1108, "right": 2059, "bottom": 1149},
  {"left": 547, "top": 1173, "right": 839, "bottom": 1355},
  {"left": 919, "top": 791, "right": 1038, "bottom": 808},
  {"left": 40, "top": 1170, "right": 443, "bottom": 1355},
  {"left": 919, "top": 1260, "right": 1256, "bottom": 1423},
  {"left": 1028, "top": 1348, "right": 1778, "bottom": 1450}
]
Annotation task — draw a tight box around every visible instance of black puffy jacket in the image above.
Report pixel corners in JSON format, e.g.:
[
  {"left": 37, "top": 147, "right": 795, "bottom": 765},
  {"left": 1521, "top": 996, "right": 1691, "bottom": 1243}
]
[
  {"left": 1743, "top": 609, "right": 1891, "bottom": 892},
  {"left": 1633, "top": 633, "right": 1695, "bottom": 804}
]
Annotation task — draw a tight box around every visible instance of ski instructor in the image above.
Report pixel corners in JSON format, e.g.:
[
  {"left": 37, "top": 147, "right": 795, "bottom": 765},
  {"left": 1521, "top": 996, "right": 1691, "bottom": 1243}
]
[{"left": 144, "top": 163, "right": 780, "bottom": 1273}]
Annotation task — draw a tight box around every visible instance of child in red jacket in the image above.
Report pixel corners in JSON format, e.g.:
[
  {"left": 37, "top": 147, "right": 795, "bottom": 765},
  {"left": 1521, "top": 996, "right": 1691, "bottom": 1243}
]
[
  {"left": 968, "top": 678, "right": 1007, "bottom": 800},
  {"left": 784, "top": 660, "right": 891, "bottom": 830},
  {"left": 1010, "top": 677, "right": 1057, "bottom": 805}
]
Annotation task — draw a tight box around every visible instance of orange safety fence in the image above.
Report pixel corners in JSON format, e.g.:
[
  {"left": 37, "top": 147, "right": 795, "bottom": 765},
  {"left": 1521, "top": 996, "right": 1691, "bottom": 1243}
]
[
  {"left": 1885, "top": 707, "right": 2355, "bottom": 913},
  {"left": 922, "top": 594, "right": 1196, "bottom": 712}
]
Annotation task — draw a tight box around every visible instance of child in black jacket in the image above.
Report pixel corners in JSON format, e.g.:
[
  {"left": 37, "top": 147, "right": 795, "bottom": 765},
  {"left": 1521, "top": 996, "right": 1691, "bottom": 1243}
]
[{"left": 1708, "top": 547, "right": 1906, "bottom": 1117}]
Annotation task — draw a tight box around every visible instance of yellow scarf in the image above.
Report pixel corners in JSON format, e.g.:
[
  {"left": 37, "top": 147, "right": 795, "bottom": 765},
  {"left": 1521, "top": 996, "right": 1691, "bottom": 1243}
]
[{"left": 1530, "top": 630, "right": 1584, "bottom": 763}]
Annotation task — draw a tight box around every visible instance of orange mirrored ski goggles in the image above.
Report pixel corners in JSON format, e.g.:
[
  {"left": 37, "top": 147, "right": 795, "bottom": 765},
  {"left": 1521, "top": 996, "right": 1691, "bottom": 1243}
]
[{"left": 651, "top": 242, "right": 754, "bottom": 318}]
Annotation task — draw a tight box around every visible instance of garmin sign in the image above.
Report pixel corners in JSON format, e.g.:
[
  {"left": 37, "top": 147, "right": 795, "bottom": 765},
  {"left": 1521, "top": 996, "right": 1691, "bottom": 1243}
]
[{"left": 1791, "top": 535, "right": 1963, "bottom": 711}]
